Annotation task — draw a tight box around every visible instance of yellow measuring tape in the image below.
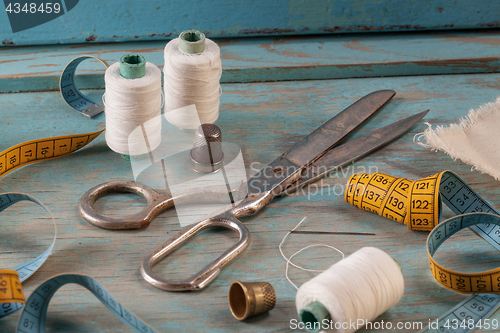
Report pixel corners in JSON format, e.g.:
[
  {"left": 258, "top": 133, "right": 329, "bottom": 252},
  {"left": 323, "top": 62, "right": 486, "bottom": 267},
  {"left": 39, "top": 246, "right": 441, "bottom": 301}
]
[
  {"left": 345, "top": 170, "right": 500, "bottom": 293},
  {"left": 345, "top": 172, "right": 441, "bottom": 231},
  {"left": 428, "top": 212, "right": 500, "bottom": 294},
  {"left": 0, "top": 269, "right": 25, "bottom": 310},
  {"left": 1, "top": 57, "right": 158, "bottom": 332},
  {"left": 0, "top": 56, "right": 108, "bottom": 179},
  {"left": 0, "top": 129, "right": 104, "bottom": 178}
]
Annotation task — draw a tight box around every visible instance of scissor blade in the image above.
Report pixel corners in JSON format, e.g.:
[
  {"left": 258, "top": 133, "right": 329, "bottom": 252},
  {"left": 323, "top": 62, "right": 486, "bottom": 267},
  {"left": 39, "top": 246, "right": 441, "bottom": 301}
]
[
  {"left": 292, "top": 110, "right": 429, "bottom": 189},
  {"left": 246, "top": 90, "right": 396, "bottom": 195},
  {"left": 283, "top": 90, "right": 396, "bottom": 167}
]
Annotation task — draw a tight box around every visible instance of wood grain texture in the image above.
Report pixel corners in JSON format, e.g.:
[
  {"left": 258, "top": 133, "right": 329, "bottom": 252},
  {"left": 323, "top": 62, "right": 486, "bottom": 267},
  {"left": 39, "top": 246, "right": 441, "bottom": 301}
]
[
  {"left": 2, "top": 72, "right": 500, "bottom": 332},
  {"left": 2, "top": 30, "right": 500, "bottom": 93},
  {"left": 2, "top": 0, "right": 500, "bottom": 46}
]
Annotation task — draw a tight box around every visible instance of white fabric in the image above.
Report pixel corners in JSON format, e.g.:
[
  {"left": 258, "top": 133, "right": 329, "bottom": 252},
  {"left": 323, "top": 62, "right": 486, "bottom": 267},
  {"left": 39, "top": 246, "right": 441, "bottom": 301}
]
[{"left": 417, "top": 98, "right": 500, "bottom": 180}]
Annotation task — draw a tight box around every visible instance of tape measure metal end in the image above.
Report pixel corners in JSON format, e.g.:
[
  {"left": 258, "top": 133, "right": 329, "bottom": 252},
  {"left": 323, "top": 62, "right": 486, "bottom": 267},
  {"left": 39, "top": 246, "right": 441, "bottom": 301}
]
[{"left": 82, "top": 103, "right": 105, "bottom": 118}]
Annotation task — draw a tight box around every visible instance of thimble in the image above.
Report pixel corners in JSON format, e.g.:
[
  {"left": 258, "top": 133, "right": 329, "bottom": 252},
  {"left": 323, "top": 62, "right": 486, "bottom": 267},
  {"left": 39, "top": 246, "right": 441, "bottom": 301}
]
[
  {"left": 190, "top": 124, "right": 224, "bottom": 173},
  {"left": 228, "top": 281, "right": 276, "bottom": 320}
]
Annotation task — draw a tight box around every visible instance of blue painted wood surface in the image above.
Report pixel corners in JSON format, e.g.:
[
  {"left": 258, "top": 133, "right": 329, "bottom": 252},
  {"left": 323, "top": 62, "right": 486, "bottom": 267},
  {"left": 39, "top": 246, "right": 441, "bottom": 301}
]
[
  {"left": 2, "top": 30, "right": 500, "bottom": 93},
  {"left": 2, "top": 71, "right": 500, "bottom": 331},
  {"left": 2, "top": 0, "right": 500, "bottom": 46}
]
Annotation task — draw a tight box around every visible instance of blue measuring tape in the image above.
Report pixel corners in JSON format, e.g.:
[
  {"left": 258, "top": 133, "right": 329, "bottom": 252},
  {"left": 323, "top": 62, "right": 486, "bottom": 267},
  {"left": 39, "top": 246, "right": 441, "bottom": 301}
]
[
  {"left": 0, "top": 193, "right": 56, "bottom": 319},
  {"left": 420, "top": 294, "right": 500, "bottom": 333},
  {"left": 0, "top": 192, "right": 157, "bottom": 332},
  {"left": 16, "top": 274, "right": 159, "bottom": 333},
  {"left": 347, "top": 171, "right": 500, "bottom": 331},
  {"left": 59, "top": 55, "right": 108, "bottom": 117}
]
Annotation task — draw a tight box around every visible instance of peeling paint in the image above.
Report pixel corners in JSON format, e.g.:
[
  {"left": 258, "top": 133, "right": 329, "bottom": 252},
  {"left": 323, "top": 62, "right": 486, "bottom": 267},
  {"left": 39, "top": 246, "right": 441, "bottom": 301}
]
[
  {"left": 85, "top": 35, "right": 98, "bottom": 42},
  {"left": 2, "top": 40, "right": 14, "bottom": 45},
  {"left": 2, "top": 0, "right": 500, "bottom": 46},
  {"left": 477, "top": 21, "right": 500, "bottom": 28},
  {"left": 344, "top": 40, "right": 374, "bottom": 52},
  {"left": 435, "top": 34, "right": 500, "bottom": 46},
  {"left": 238, "top": 28, "right": 296, "bottom": 35}
]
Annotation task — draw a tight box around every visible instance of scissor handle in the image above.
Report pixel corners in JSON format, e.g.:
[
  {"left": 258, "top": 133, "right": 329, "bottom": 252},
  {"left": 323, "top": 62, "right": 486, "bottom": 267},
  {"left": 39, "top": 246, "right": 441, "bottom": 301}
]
[
  {"left": 140, "top": 211, "right": 250, "bottom": 291},
  {"left": 79, "top": 181, "right": 172, "bottom": 230},
  {"left": 80, "top": 180, "right": 249, "bottom": 230}
]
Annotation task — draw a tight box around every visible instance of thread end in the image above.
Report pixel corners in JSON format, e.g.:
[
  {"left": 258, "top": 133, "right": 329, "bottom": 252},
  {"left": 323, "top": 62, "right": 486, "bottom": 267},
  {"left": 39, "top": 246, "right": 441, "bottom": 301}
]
[
  {"left": 299, "top": 301, "right": 331, "bottom": 333},
  {"left": 179, "top": 29, "right": 206, "bottom": 54},
  {"left": 120, "top": 54, "right": 146, "bottom": 79}
]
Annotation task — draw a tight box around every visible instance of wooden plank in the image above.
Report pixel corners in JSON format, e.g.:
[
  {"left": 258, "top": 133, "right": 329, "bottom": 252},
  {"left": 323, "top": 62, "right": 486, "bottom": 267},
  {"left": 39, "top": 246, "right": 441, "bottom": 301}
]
[
  {"left": 2, "top": 30, "right": 500, "bottom": 93},
  {"left": 2, "top": 72, "right": 500, "bottom": 332},
  {"left": 2, "top": 0, "right": 500, "bottom": 46}
]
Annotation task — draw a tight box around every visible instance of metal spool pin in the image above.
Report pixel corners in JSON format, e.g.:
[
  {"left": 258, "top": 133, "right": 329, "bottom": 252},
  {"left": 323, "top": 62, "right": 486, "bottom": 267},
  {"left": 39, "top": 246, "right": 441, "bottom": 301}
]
[{"left": 190, "top": 124, "right": 224, "bottom": 173}]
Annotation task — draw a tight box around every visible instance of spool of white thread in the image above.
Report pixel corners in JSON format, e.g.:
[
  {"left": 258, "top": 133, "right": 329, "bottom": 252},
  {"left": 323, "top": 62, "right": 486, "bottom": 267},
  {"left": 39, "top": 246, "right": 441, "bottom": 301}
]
[
  {"left": 104, "top": 54, "right": 162, "bottom": 156},
  {"left": 296, "top": 247, "right": 404, "bottom": 333},
  {"left": 163, "top": 30, "right": 222, "bottom": 131}
]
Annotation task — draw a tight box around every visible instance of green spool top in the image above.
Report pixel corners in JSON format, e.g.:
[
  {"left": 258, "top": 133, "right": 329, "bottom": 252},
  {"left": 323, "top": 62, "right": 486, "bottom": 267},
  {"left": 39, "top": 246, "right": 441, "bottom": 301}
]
[
  {"left": 179, "top": 29, "right": 206, "bottom": 54},
  {"left": 118, "top": 54, "right": 146, "bottom": 160},
  {"left": 394, "top": 258, "right": 403, "bottom": 273},
  {"left": 299, "top": 301, "right": 331, "bottom": 333},
  {"left": 120, "top": 54, "right": 146, "bottom": 79}
]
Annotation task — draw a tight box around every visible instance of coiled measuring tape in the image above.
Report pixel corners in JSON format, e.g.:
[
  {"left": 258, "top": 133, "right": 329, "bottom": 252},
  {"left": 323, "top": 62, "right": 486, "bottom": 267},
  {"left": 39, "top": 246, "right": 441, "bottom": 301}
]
[
  {"left": 0, "top": 193, "right": 56, "bottom": 319},
  {"left": 0, "top": 56, "right": 108, "bottom": 179},
  {"left": 427, "top": 212, "right": 500, "bottom": 294},
  {"left": 345, "top": 171, "right": 500, "bottom": 331},
  {"left": 0, "top": 194, "right": 156, "bottom": 331},
  {"left": 60, "top": 56, "right": 108, "bottom": 117},
  {"left": 3, "top": 58, "right": 157, "bottom": 331},
  {"left": 345, "top": 171, "right": 500, "bottom": 249},
  {"left": 16, "top": 274, "right": 158, "bottom": 333}
]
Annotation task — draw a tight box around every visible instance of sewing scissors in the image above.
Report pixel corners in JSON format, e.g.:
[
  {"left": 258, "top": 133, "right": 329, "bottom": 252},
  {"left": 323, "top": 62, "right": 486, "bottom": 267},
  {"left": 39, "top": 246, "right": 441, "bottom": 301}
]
[{"left": 79, "top": 90, "right": 428, "bottom": 291}]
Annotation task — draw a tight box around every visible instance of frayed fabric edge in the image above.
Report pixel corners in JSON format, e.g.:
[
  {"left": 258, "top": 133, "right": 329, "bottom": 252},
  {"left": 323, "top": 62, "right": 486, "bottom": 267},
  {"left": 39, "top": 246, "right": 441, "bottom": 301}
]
[{"left": 414, "top": 98, "right": 500, "bottom": 181}]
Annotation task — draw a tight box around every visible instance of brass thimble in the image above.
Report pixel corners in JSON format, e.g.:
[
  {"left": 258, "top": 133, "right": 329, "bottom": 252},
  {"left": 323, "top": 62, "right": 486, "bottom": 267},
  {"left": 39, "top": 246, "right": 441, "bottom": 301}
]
[{"left": 228, "top": 281, "right": 276, "bottom": 320}]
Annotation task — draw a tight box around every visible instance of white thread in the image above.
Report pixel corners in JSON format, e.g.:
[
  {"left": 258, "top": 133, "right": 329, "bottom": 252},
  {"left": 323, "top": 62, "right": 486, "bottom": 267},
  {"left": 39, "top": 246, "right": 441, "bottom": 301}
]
[
  {"left": 296, "top": 247, "right": 404, "bottom": 333},
  {"left": 279, "top": 217, "right": 345, "bottom": 290},
  {"left": 163, "top": 38, "right": 222, "bottom": 130},
  {"left": 104, "top": 62, "right": 162, "bottom": 155}
]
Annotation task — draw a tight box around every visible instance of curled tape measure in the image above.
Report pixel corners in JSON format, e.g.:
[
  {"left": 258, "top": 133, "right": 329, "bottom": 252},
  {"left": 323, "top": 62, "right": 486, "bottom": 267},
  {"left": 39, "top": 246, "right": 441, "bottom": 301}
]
[
  {"left": 0, "top": 56, "right": 108, "bottom": 179},
  {"left": 16, "top": 274, "right": 158, "bottom": 333},
  {"left": 345, "top": 171, "right": 500, "bottom": 249},
  {"left": 346, "top": 171, "right": 500, "bottom": 331},
  {"left": 60, "top": 56, "right": 109, "bottom": 117},
  {"left": 0, "top": 195, "right": 156, "bottom": 332},
  {"left": 428, "top": 213, "right": 500, "bottom": 294},
  {"left": 345, "top": 171, "right": 500, "bottom": 291},
  {"left": 0, "top": 193, "right": 56, "bottom": 319}
]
